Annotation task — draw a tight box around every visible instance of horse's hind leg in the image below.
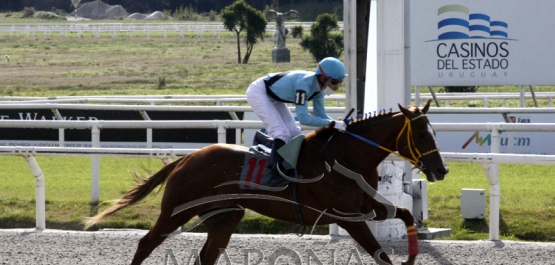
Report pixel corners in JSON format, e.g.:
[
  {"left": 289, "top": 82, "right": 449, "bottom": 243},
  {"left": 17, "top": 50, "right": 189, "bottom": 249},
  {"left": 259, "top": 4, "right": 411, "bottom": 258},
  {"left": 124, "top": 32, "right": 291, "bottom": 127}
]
[
  {"left": 337, "top": 221, "right": 393, "bottom": 265},
  {"left": 197, "top": 209, "right": 245, "bottom": 265},
  {"left": 130, "top": 210, "right": 196, "bottom": 265}
]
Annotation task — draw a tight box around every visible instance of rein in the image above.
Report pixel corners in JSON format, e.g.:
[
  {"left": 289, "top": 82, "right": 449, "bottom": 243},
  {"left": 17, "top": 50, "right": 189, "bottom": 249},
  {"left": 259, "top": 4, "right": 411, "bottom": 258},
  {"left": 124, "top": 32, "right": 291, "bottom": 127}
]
[{"left": 342, "top": 114, "right": 439, "bottom": 170}]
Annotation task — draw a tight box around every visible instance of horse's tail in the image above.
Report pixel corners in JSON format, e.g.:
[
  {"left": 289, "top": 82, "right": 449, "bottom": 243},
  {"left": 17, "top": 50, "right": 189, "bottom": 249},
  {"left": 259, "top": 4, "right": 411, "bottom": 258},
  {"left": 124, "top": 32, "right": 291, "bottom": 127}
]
[{"left": 83, "top": 157, "right": 183, "bottom": 230}]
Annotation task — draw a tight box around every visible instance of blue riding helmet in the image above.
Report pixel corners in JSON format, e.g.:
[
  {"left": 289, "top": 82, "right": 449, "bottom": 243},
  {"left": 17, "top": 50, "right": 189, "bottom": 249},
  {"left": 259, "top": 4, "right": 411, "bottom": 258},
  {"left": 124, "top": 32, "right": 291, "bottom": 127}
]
[{"left": 315, "top": 57, "right": 348, "bottom": 79}]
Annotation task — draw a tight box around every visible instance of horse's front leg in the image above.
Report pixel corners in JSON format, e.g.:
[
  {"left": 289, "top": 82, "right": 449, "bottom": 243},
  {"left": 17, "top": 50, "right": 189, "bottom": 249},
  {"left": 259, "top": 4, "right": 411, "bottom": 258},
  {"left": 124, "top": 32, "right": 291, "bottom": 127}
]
[
  {"left": 337, "top": 221, "right": 393, "bottom": 265},
  {"left": 371, "top": 204, "right": 419, "bottom": 265}
]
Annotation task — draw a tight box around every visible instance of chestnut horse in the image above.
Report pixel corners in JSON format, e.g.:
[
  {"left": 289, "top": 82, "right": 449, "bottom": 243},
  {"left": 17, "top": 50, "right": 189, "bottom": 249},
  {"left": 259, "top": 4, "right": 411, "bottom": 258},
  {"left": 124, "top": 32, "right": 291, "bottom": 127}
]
[{"left": 84, "top": 100, "right": 448, "bottom": 265}]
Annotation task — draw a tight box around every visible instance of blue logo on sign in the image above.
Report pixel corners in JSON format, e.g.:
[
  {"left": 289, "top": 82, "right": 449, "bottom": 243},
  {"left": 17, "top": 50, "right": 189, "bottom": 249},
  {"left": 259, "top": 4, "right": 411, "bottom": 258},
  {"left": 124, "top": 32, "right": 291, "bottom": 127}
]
[{"left": 438, "top": 5, "right": 508, "bottom": 40}]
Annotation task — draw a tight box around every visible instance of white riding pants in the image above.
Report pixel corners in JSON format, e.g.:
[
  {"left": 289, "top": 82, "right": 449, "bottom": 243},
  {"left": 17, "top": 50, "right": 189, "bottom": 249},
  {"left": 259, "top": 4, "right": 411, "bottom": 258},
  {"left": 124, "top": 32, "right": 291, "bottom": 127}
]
[{"left": 246, "top": 77, "right": 302, "bottom": 142}]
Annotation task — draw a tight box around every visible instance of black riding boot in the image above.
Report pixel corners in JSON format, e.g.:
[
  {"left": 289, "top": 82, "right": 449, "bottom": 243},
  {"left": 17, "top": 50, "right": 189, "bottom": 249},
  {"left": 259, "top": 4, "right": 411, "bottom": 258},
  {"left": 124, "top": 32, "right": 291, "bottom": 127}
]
[{"left": 269, "top": 138, "right": 286, "bottom": 177}]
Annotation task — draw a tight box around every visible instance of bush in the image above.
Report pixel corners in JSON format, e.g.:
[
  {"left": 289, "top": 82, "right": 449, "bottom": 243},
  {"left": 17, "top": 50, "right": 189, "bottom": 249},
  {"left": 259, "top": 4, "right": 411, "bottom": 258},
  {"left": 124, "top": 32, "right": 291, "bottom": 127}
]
[
  {"left": 157, "top": 76, "right": 166, "bottom": 89},
  {"left": 291, "top": 25, "right": 303, "bottom": 38},
  {"left": 444, "top": 86, "right": 478, "bottom": 92},
  {"left": 173, "top": 5, "right": 200, "bottom": 21},
  {"left": 22, "top": 7, "right": 35, "bottom": 18},
  {"left": 299, "top": 13, "right": 343, "bottom": 62},
  {"left": 35, "top": 11, "right": 64, "bottom": 20}
]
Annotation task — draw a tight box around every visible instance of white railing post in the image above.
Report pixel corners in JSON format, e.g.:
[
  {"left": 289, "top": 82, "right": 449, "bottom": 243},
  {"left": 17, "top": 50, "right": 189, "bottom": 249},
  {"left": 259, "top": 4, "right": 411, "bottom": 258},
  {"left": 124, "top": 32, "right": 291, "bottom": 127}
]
[
  {"left": 23, "top": 154, "right": 46, "bottom": 231},
  {"left": 217, "top": 121, "right": 226, "bottom": 143},
  {"left": 91, "top": 125, "right": 101, "bottom": 204},
  {"left": 51, "top": 109, "right": 65, "bottom": 147},
  {"left": 519, "top": 85, "right": 525, "bottom": 108},
  {"left": 414, "top": 86, "right": 420, "bottom": 106},
  {"left": 482, "top": 162, "right": 500, "bottom": 240},
  {"left": 485, "top": 127, "right": 501, "bottom": 240},
  {"left": 139, "top": 110, "right": 152, "bottom": 149}
]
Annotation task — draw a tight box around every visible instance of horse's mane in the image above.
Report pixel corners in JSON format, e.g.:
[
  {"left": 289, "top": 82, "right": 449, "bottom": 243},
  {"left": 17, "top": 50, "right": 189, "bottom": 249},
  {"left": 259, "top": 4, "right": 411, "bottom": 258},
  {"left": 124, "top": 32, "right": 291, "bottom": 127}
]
[
  {"left": 344, "top": 108, "right": 397, "bottom": 126},
  {"left": 345, "top": 104, "right": 422, "bottom": 126},
  {"left": 310, "top": 108, "right": 400, "bottom": 139},
  {"left": 310, "top": 105, "right": 423, "bottom": 140}
]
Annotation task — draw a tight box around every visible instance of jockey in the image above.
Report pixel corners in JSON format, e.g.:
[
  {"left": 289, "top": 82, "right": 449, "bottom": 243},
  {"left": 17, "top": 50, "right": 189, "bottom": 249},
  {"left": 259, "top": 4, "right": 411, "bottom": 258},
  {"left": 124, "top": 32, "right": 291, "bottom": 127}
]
[{"left": 246, "top": 57, "right": 348, "bottom": 177}]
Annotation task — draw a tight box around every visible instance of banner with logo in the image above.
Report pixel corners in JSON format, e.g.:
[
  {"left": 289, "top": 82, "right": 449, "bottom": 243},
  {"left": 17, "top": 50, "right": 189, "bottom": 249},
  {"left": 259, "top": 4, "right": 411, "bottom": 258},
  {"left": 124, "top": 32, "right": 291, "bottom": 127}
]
[
  {"left": 410, "top": 1, "right": 555, "bottom": 86},
  {"left": 0, "top": 109, "right": 242, "bottom": 149},
  {"left": 429, "top": 113, "right": 555, "bottom": 154}
]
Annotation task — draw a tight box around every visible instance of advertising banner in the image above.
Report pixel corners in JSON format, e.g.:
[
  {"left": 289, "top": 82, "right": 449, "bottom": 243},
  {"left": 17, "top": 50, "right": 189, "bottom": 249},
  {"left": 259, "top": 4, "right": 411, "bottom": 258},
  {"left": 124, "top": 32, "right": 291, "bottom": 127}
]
[
  {"left": 411, "top": 1, "right": 555, "bottom": 86},
  {"left": 0, "top": 109, "right": 242, "bottom": 149},
  {"left": 429, "top": 113, "right": 555, "bottom": 154}
]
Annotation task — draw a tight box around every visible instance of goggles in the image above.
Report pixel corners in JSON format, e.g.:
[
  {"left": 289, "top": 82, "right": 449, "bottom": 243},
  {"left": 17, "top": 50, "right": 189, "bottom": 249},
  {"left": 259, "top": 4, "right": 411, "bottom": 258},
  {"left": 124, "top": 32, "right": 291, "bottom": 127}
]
[{"left": 329, "top": 78, "right": 343, "bottom": 85}]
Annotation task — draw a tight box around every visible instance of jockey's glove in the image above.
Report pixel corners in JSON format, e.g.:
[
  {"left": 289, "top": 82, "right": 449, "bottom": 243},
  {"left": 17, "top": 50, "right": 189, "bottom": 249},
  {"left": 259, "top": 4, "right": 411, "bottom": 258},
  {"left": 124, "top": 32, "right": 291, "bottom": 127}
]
[{"left": 333, "top": 120, "right": 347, "bottom": 131}]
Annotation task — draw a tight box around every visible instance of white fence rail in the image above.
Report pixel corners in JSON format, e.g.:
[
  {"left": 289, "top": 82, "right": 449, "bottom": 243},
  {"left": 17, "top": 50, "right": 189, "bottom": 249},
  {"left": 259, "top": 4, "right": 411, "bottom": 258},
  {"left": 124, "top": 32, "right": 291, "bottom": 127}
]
[
  {"left": 414, "top": 86, "right": 555, "bottom": 108},
  {"left": 2, "top": 120, "right": 555, "bottom": 241},
  {"left": 0, "top": 22, "right": 344, "bottom": 38},
  {"left": 416, "top": 92, "right": 555, "bottom": 107},
  {"left": 0, "top": 94, "right": 346, "bottom": 106},
  {"left": 2, "top": 91, "right": 554, "bottom": 108}
]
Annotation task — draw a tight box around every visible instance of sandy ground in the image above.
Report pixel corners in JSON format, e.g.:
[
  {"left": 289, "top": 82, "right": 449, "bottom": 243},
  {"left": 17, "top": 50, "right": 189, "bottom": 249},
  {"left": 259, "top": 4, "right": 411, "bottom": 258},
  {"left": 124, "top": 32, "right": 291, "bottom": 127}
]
[{"left": 1, "top": 229, "right": 555, "bottom": 265}]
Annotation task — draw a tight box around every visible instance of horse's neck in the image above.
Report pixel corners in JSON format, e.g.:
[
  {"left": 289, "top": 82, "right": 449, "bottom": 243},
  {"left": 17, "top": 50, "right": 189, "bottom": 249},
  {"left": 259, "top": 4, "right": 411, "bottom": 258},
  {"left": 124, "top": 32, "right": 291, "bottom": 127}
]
[{"left": 329, "top": 114, "right": 404, "bottom": 172}]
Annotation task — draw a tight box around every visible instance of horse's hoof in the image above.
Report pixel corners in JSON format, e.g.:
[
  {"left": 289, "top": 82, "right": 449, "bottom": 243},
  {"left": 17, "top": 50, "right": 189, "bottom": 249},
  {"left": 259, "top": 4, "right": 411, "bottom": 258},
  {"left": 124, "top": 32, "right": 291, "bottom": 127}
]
[{"left": 401, "top": 256, "right": 416, "bottom": 265}]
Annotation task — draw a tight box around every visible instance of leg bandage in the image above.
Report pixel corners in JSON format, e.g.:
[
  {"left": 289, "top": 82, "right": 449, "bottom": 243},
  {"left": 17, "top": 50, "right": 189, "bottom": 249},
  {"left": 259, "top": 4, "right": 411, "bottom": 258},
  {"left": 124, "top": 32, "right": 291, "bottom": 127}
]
[{"left": 407, "top": 225, "right": 419, "bottom": 256}]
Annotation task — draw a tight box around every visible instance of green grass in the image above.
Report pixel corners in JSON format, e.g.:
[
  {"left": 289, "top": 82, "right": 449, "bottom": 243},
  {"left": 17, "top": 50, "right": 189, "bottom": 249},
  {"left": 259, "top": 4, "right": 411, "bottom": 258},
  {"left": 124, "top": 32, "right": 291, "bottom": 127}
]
[{"left": 423, "top": 162, "right": 555, "bottom": 241}]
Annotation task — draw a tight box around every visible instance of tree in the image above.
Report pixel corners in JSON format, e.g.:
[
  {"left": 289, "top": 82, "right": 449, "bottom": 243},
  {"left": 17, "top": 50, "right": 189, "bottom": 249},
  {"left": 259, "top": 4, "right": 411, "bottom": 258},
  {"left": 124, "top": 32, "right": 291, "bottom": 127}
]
[
  {"left": 221, "top": 0, "right": 267, "bottom": 64},
  {"left": 299, "top": 13, "right": 343, "bottom": 62}
]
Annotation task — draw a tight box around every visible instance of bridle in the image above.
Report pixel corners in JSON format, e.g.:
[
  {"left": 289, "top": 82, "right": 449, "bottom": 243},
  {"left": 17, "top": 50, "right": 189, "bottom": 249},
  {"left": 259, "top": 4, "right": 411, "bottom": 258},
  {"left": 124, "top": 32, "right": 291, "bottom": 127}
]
[{"left": 341, "top": 113, "right": 439, "bottom": 171}]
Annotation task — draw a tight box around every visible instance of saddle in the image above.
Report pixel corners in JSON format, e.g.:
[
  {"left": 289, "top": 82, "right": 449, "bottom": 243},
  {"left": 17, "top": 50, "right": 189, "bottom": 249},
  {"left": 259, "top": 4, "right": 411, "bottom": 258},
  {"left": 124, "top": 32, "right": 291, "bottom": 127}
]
[
  {"left": 238, "top": 131, "right": 303, "bottom": 190},
  {"left": 246, "top": 131, "right": 309, "bottom": 228}
]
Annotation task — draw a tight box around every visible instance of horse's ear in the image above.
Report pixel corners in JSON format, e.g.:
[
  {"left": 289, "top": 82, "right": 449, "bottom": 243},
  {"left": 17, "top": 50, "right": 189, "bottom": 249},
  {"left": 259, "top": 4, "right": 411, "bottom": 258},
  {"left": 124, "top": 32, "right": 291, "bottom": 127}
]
[
  {"left": 398, "top": 103, "right": 414, "bottom": 118},
  {"left": 422, "top": 99, "right": 432, "bottom": 114}
]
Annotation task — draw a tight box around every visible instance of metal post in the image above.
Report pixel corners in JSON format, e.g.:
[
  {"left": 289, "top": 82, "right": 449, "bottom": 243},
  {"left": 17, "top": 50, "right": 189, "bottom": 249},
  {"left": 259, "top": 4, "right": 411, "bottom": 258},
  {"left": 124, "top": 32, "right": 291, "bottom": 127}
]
[
  {"left": 228, "top": 111, "right": 242, "bottom": 145},
  {"left": 428, "top": 86, "right": 440, "bottom": 107},
  {"left": 51, "top": 109, "right": 65, "bottom": 147},
  {"left": 484, "top": 127, "right": 501, "bottom": 240},
  {"left": 529, "top": 85, "right": 538, "bottom": 107},
  {"left": 139, "top": 110, "right": 152, "bottom": 149},
  {"left": 23, "top": 155, "right": 46, "bottom": 231},
  {"left": 519, "top": 85, "right": 525, "bottom": 107},
  {"left": 482, "top": 162, "right": 500, "bottom": 240},
  {"left": 414, "top": 86, "right": 420, "bottom": 106},
  {"left": 91, "top": 125, "right": 101, "bottom": 203},
  {"left": 217, "top": 122, "right": 226, "bottom": 143}
]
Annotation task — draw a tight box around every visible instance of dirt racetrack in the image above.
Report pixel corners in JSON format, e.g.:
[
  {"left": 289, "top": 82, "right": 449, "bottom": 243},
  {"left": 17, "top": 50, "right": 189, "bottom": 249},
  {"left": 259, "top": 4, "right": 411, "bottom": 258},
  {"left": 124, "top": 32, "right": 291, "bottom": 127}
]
[{"left": 1, "top": 229, "right": 555, "bottom": 264}]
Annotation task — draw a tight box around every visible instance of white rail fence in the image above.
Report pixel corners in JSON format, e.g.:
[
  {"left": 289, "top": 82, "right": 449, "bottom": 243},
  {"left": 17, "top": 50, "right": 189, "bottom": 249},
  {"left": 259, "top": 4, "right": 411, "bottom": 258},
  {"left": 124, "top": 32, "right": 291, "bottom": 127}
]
[
  {"left": 0, "top": 22, "right": 344, "bottom": 38},
  {"left": 0, "top": 94, "right": 346, "bottom": 106},
  {"left": 414, "top": 86, "right": 555, "bottom": 108},
  {"left": 0, "top": 104, "right": 346, "bottom": 150},
  {"left": 2, "top": 91, "right": 554, "bottom": 108},
  {"left": 2, "top": 119, "right": 555, "bottom": 241}
]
